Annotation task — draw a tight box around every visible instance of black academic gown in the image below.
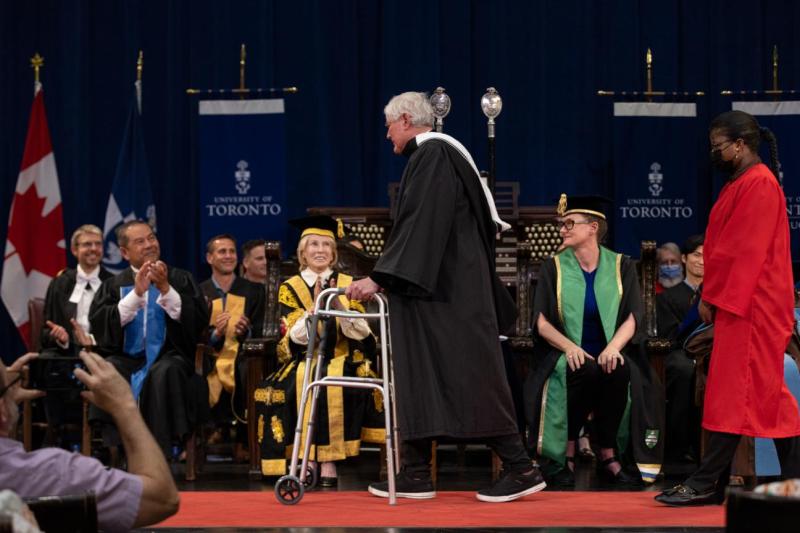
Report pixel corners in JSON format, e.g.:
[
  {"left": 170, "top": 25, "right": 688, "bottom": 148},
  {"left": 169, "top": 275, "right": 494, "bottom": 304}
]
[
  {"left": 200, "top": 276, "right": 265, "bottom": 418},
  {"left": 656, "top": 282, "right": 697, "bottom": 346},
  {"left": 40, "top": 267, "right": 113, "bottom": 356},
  {"left": 370, "top": 136, "right": 518, "bottom": 441},
  {"left": 38, "top": 267, "right": 113, "bottom": 432},
  {"left": 89, "top": 266, "right": 209, "bottom": 455},
  {"left": 525, "top": 255, "right": 665, "bottom": 479},
  {"left": 656, "top": 281, "right": 700, "bottom": 459}
]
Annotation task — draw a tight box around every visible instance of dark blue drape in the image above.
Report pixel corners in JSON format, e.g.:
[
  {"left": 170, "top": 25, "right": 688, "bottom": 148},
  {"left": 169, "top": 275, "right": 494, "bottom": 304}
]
[{"left": 2, "top": 0, "right": 800, "bottom": 359}]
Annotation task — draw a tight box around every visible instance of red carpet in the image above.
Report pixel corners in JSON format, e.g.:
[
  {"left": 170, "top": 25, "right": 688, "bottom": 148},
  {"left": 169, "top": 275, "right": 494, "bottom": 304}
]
[{"left": 156, "top": 491, "right": 725, "bottom": 528}]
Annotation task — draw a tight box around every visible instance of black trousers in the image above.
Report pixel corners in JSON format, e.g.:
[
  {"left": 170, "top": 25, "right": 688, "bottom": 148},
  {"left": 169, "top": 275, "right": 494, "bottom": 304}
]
[
  {"left": 665, "top": 348, "right": 698, "bottom": 458},
  {"left": 567, "top": 357, "right": 630, "bottom": 448},
  {"left": 88, "top": 355, "right": 145, "bottom": 447},
  {"left": 402, "top": 434, "right": 532, "bottom": 479},
  {"left": 686, "top": 431, "right": 800, "bottom": 492}
]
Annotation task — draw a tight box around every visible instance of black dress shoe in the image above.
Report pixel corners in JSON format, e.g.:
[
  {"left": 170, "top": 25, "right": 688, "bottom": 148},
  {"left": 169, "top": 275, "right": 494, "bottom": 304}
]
[
  {"left": 596, "top": 456, "right": 642, "bottom": 486},
  {"left": 318, "top": 476, "right": 338, "bottom": 488},
  {"left": 547, "top": 457, "right": 576, "bottom": 488},
  {"left": 654, "top": 484, "right": 720, "bottom": 506}
]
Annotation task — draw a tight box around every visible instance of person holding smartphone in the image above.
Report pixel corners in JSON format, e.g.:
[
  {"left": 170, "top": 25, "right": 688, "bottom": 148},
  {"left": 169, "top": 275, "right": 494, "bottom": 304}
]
[{"left": 0, "top": 351, "right": 179, "bottom": 531}]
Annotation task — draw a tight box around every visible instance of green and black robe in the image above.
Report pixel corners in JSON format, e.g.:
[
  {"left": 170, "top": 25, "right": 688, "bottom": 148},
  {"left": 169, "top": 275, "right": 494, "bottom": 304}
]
[{"left": 524, "top": 246, "right": 665, "bottom": 483}]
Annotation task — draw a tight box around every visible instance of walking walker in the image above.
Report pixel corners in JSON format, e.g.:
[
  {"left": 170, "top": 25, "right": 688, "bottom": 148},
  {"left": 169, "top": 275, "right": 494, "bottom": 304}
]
[{"left": 274, "top": 287, "right": 399, "bottom": 505}]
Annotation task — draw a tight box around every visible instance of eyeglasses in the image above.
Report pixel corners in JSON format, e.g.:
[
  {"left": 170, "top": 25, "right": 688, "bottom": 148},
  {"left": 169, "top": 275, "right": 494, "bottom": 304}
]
[
  {"left": 710, "top": 140, "right": 734, "bottom": 153},
  {"left": 76, "top": 241, "right": 103, "bottom": 249},
  {"left": 557, "top": 219, "right": 592, "bottom": 231},
  {"left": 0, "top": 373, "right": 21, "bottom": 399}
]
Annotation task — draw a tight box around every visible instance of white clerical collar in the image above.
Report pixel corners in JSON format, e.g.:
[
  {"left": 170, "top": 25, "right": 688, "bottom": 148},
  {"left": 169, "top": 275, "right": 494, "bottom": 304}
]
[
  {"left": 415, "top": 132, "right": 511, "bottom": 232},
  {"left": 70, "top": 265, "right": 102, "bottom": 303},
  {"left": 301, "top": 268, "right": 333, "bottom": 286}
]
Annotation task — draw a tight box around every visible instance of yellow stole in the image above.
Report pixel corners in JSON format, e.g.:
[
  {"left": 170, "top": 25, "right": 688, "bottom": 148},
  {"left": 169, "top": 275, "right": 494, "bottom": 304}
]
[{"left": 207, "top": 292, "right": 246, "bottom": 407}]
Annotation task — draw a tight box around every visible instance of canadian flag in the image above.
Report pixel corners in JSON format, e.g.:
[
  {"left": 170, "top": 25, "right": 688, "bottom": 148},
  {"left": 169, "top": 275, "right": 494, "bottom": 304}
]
[{"left": 1, "top": 86, "right": 66, "bottom": 347}]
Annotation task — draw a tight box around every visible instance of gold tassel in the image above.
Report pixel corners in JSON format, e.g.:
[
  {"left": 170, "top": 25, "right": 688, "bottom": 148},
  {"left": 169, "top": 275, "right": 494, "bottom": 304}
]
[
  {"left": 557, "top": 193, "right": 567, "bottom": 216},
  {"left": 336, "top": 218, "right": 345, "bottom": 239}
]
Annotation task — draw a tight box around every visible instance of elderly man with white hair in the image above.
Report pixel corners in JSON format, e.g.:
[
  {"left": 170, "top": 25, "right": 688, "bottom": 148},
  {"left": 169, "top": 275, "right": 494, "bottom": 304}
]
[{"left": 347, "top": 91, "right": 545, "bottom": 503}]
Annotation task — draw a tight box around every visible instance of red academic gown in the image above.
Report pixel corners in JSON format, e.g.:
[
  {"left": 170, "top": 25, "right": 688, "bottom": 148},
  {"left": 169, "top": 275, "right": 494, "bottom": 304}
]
[{"left": 702, "top": 163, "right": 800, "bottom": 438}]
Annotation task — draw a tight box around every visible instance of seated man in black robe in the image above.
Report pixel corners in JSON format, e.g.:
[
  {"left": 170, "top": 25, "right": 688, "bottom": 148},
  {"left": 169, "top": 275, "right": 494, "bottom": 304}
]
[
  {"left": 89, "top": 220, "right": 208, "bottom": 458},
  {"left": 656, "top": 234, "right": 704, "bottom": 464},
  {"left": 347, "top": 91, "right": 544, "bottom": 503},
  {"left": 200, "top": 234, "right": 264, "bottom": 459},
  {"left": 39, "top": 224, "right": 112, "bottom": 448}
]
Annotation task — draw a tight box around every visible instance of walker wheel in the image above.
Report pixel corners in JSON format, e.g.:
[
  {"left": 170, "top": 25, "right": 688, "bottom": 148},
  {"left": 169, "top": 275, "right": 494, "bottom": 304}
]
[
  {"left": 303, "top": 463, "right": 319, "bottom": 490},
  {"left": 275, "top": 475, "right": 304, "bottom": 505}
]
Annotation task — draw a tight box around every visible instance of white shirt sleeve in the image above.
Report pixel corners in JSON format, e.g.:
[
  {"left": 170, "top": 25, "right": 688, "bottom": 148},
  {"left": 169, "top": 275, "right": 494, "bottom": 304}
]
[
  {"left": 289, "top": 311, "right": 310, "bottom": 345},
  {"left": 340, "top": 317, "right": 371, "bottom": 341},
  {"left": 117, "top": 290, "right": 146, "bottom": 327},
  {"left": 156, "top": 286, "right": 182, "bottom": 321}
]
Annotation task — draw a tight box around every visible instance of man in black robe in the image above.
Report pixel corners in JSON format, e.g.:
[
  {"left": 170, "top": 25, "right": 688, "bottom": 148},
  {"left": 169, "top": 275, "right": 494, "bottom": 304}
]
[
  {"left": 200, "top": 234, "right": 264, "bottom": 458},
  {"left": 656, "top": 234, "right": 704, "bottom": 463},
  {"left": 38, "top": 224, "right": 112, "bottom": 447},
  {"left": 89, "top": 221, "right": 208, "bottom": 457},
  {"left": 347, "top": 91, "right": 544, "bottom": 503}
]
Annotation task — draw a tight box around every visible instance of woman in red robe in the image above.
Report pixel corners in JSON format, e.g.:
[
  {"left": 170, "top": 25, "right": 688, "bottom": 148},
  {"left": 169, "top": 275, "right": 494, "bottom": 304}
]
[{"left": 657, "top": 110, "right": 800, "bottom": 506}]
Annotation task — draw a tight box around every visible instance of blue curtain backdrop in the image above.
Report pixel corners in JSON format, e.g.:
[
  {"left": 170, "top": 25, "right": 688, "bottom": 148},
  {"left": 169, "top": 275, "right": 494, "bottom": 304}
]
[{"left": 2, "top": 0, "right": 800, "bottom": 358}]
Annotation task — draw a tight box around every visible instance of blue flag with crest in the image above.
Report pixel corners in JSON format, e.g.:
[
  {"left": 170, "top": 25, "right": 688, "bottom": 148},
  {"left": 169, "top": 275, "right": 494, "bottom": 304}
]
[{"left": 103, "top": 83, "right": 156, "bottom": 273}]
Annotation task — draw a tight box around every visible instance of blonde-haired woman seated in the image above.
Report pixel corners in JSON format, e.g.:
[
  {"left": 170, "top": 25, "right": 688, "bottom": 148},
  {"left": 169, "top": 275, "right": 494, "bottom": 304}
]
[
  {"left": 525, "top": 195, "right": 664, "bottom": 487},
  {"left": 255, "top": 215, "right": 384, "bottom": 487}
]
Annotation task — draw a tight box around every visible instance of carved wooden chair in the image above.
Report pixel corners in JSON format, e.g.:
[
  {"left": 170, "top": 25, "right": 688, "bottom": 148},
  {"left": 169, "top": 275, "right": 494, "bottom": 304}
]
[{"left": 238, "top": 241, "right": 283, "bottom": 478}]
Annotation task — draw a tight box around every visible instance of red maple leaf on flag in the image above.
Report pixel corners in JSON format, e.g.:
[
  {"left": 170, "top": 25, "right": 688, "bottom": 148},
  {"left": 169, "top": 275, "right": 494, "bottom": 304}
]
[
  {"left": 1, "top": 88, "right": 66, "bottom": 349},
  {"left": 6, "top": 184, "right": 65, "bottom": 277}
]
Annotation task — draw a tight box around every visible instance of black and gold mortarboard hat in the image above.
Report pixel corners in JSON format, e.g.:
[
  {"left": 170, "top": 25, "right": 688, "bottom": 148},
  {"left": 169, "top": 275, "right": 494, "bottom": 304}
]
[
  {"left": 289, "top": 215, "right": 345, "bottom": 240},
  {"left": 556, "top": 193, "right": 610, "bottom": 220}
]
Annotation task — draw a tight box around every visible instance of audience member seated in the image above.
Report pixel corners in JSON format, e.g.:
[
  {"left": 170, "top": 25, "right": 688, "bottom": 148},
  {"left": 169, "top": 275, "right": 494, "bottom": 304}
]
[
  {"left": 657, "top": 234, "right": 704, "bottom": 464},
  {"left": 525, "top": 194, "right": 663, "bottom": 487},
  {"left": 656, "top": 242, "right": 683, "bottom": 294},
  {"left": 240, "top": 239, "right": 267, "bottom": 285},
  {"left": 200, "top": 234, "right": 265, "bottom": 461},
  {"left": 38, "top": 224, "right": 113, "bottom": 449},
  {"left": 89, "top": 220, "right": 209, "bottom": 459},
  {"left": 0, "top": 352, "right": 179, "bottom": 531},
  {"left": 255, "top": 215, "right": 384, "bottom": 487}
]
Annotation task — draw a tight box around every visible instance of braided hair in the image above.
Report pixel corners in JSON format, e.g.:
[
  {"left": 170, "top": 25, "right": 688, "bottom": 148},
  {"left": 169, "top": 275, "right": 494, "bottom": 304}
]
[
  {"left": 759, "top": 126, "right": 782, "bottom": 184},
  {"left": 709, "top": 110, "right": 782, "bottom": 182}
]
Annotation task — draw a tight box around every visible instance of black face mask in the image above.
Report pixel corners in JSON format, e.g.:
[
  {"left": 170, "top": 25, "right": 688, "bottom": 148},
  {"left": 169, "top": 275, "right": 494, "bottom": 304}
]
[{"left": 710, "top": 149, "right": 736, "bottom": 175}]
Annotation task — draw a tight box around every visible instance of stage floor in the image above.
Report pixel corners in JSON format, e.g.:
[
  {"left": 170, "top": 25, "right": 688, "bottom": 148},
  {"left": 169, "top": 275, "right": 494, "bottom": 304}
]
[{"left": 140, "top": 445, "right": 724, "bottom": 533}]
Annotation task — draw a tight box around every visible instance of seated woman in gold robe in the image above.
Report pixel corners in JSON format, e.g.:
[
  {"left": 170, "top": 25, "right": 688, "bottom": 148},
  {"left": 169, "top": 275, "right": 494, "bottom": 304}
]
[{"left": 255, "top": 216, "right": 384, "bottom": 487}]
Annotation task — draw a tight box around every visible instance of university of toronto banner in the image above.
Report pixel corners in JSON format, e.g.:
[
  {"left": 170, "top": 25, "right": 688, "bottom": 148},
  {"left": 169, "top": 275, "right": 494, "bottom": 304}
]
[
  {"left": 612, "top": 102, "right": 702, "bottom": 256},
  {"left": 198, "top": 99, "right": 287, "bottom": 257},
  {"left": 731, "top": 101, "right": 799, "bottom": 257}
]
